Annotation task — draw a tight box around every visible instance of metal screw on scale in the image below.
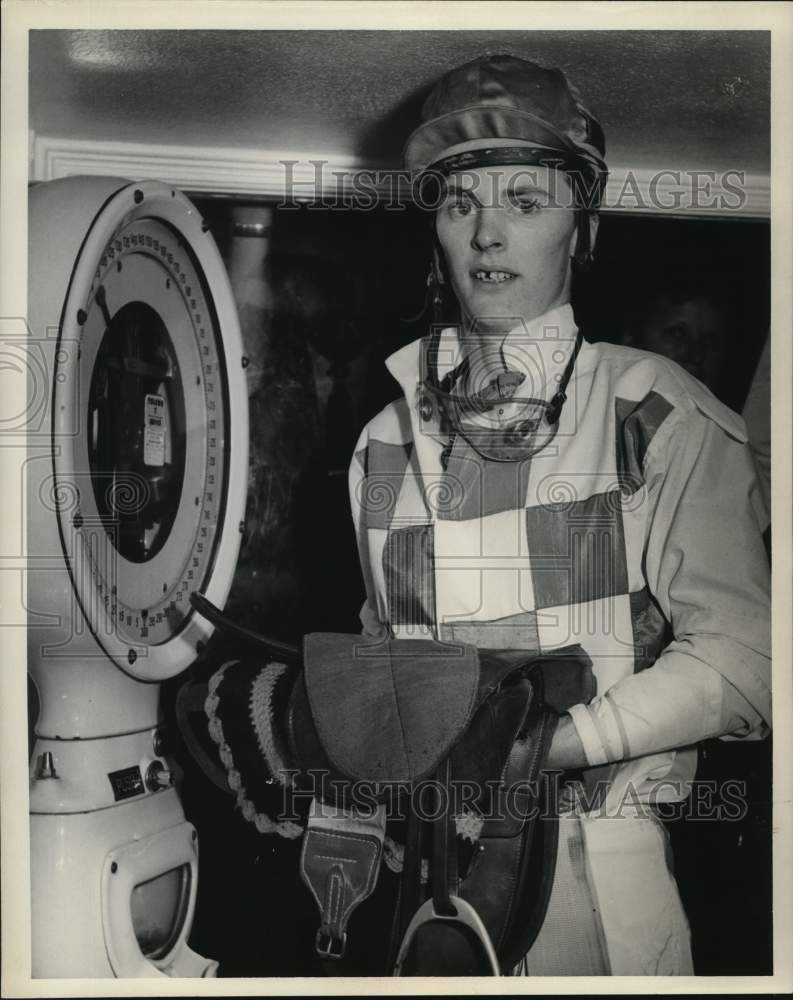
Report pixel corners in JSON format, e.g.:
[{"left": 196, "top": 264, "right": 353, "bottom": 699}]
[
  {"left": 145, "top": 760, "right": 174, "bottom": 792},
  {"left": 36, "top": 751, "right": 59, "bottom": 780}
]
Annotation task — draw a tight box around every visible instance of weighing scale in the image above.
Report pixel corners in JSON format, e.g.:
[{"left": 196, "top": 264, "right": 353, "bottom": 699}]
[{"left": 27, "top": 177, "right": 248, "bottom": 977}]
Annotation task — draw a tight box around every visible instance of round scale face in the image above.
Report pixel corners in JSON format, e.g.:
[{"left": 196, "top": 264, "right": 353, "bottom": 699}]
[{"left": 57, "top": 212, "right": 230, "bottom": 655}]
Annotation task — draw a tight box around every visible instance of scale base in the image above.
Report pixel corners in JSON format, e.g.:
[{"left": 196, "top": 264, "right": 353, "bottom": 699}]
[{"left": 31, "top": 790, "right": 217, "bottom": 978}]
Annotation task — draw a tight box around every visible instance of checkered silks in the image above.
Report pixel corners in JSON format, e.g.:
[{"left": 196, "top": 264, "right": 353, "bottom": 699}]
[{"left": 355, "top": 386, "right": 675, "bottom": 680}]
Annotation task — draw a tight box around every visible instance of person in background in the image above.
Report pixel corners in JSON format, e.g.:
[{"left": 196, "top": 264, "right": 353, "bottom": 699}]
[
  {"left": 349, "top": 53, "right": 771, "bottom": 975},
  {"left": 622, "top": 284, "right": 771, "bottom": 547},
  {"left": 621, "top": 277, "right": 730, "bottom": 401}
]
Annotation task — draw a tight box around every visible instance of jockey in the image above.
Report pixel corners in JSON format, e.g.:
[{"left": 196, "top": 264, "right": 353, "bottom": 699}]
[{"left": 348, "top": 53, "right": 771, "bottom": 975}]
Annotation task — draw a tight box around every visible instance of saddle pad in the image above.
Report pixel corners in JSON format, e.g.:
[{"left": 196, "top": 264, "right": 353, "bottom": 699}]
[{"left": 301, "top": 633, "right": 480, "bottom": 785}]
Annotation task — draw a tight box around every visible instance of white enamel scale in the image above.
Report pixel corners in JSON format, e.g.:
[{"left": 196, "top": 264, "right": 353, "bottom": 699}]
[{"left": 27, "top": 177, "right": 248, "bottom": 978}]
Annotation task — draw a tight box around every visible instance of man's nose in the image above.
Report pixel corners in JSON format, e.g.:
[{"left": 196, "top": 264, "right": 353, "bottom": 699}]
[
  {"left": 688, "top": 333, "right": 707, "bottom": 363},
  {"left": 471, "top": 208, "right": 506, "bottom": 252}
]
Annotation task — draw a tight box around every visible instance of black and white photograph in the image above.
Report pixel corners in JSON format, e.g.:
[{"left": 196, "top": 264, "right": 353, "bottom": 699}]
[{"left": 1, "top": 1, "right": 791, "bottom": 993}]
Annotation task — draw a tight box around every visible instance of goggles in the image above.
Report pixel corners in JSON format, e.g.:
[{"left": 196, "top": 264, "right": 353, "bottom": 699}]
[{"left": 421, "top": 328, "right": 583, "bottom": 463}]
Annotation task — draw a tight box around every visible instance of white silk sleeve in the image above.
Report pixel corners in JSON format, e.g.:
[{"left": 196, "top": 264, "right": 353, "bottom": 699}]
[{"left": 569, "top": 405, "right": 771, "bottom": 765}]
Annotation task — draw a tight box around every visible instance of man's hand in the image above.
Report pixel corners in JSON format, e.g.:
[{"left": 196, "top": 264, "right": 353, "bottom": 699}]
[{"left": 546, "top": 714, "right": 589, "bottom": 770}]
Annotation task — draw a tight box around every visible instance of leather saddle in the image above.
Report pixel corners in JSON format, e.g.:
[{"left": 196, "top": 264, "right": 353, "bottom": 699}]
[{"left": 189, "top": 592, "right": 595, "bottom": 976}]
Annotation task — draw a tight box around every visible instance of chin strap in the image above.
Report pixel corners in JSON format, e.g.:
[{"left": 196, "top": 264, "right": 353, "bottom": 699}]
[
  {"left": 545, "top": 326, "right": 584, "bottom": 425},
  {"left": 431, "top": 243, "right": 446, "bottom": 325}
]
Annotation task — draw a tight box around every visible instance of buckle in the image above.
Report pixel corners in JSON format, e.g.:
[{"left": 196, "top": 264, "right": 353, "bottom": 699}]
[{"left": 315, "top": 926, "right": 347, "bottom": 960}]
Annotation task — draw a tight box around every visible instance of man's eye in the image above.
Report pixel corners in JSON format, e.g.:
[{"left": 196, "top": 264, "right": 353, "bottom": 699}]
[
  {"left": 514, "top": 197, "right": 541, "bottom": 214},
  {"left": 448, "top": 195, "right": 474, "bottom": 217}
]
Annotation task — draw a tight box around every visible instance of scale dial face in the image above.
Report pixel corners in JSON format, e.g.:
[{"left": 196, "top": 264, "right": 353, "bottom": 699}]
[{"left": 51, "top": 182, "right": 246, "bottom": 679}]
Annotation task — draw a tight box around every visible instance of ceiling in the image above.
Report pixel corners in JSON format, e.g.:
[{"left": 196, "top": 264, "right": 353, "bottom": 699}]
[{"left": 29, "top": 29, "right": 770, "bottom": 173}]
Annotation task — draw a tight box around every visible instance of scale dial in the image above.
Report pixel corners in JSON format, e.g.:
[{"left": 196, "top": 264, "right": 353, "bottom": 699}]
[{"left": 50, "top": 181, "right": 247, "bottom": 680}]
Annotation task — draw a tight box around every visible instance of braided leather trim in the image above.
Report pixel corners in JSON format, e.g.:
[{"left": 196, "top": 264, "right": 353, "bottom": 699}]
[
  {"left": 205, "top": 662, "right": 302, "bottom": 840},
  {"left": 248, "top": 662, "right": 295, "bottom": 786}
]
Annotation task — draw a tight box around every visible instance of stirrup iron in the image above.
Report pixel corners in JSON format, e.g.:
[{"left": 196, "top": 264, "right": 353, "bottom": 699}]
[{"left": 392, "top": 895, "right": 500, "bottom": 976}]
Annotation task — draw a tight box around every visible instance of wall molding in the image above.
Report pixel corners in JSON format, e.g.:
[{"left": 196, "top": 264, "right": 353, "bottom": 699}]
[{"left": 32, "top": 134, "right": 770, "bottom": 219}]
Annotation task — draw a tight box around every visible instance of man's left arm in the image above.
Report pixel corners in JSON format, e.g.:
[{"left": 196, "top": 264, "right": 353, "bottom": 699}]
[{"left": 552, "top": 406, "right": 771, "bottom": 770}]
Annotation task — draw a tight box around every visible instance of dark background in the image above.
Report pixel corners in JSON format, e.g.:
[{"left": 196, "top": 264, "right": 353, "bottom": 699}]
[{"left": 162, "top": 200, "right": 772, "bottom": 977}]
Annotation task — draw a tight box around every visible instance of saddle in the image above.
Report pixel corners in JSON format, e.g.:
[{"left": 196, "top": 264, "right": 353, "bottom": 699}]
[{"left": 190, "top": 593, "right": 595, "bottom": 976}]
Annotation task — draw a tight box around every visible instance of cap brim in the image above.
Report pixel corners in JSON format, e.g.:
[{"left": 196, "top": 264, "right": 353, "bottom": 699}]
[
  {"left": 404, "top": 104, "right": 606, "bottom": 178},
  {"left": 403, "top": 105, "right": 579, "bottom": 171}
]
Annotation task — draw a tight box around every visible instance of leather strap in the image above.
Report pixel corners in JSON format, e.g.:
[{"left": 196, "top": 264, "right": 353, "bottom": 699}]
[
  {"left": 389, "top": 705, "right": 560, "bottom": 975},
  {"left": 432, "top": 760, "right": 457, "bottom": 918},
  {"left": 392, "top": 768, "right": 501, "bottom": 977},
  {"left": 388, "top": 803, "right": 425, "bottom": 972},
  {"left": 300, "top": 801, "right": 386, "bottom": 960}
]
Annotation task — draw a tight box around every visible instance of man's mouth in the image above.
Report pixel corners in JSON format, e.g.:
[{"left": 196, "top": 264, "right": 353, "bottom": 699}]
[{"left": 472, "top": 270, "right": 516, "bottom": 284}]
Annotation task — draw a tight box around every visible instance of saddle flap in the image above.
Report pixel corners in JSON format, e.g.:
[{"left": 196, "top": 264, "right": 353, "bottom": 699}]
[
  {"left": 300, "top": 633, "right": 480, "bottom": 785},
  {"left": 449, "top": 677, "right": 534, "bottom": 791}
]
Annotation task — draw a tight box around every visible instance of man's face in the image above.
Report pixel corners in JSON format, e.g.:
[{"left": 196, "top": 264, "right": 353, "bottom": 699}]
[
  {"left": 636, "top": 296, "right": 725, "bottom": 389},
  {"left": 435, "top": 164, "right": 578, "bottom": 333}
]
